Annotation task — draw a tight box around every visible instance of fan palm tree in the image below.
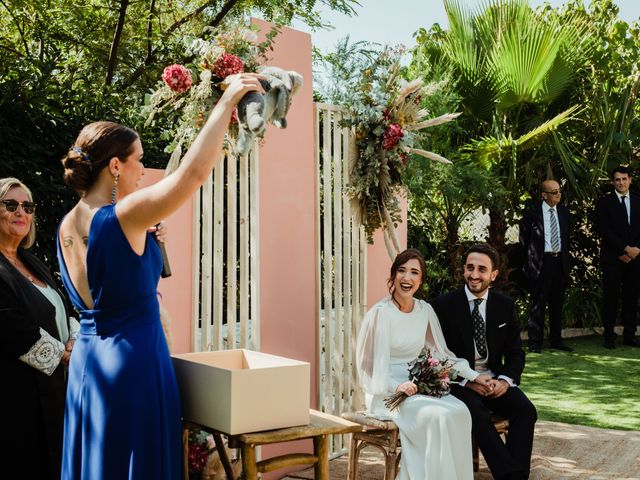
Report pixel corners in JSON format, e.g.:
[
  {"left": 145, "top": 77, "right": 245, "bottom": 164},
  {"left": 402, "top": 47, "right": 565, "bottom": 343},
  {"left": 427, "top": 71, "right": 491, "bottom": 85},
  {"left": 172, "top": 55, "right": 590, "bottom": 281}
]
[{"left": 438, "top": 0, "right": 595, "bottom": 249}]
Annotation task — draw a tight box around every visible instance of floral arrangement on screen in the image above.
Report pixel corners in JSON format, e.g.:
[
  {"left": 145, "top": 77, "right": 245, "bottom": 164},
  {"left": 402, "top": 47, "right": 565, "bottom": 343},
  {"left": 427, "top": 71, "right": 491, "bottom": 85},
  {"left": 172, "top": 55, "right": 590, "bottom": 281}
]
[
  {"left": 187, "top": 429, "right": 215, "bottom": 478},
  {"left": 340, "top": 46, "right": 459, "bottom": 258},
  {"left": 142, "top": 22, "right": 276, "bottom": 171},
  {"left": 384, "top": 347, "right": 459, "bottom": 411}
]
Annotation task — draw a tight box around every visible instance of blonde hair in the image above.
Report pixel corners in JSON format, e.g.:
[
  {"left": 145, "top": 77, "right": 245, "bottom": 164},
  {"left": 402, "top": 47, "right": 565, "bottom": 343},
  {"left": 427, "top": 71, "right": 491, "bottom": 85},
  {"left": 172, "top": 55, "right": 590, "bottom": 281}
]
[{"left": 0, "top": 177, "right": 36, "bottom": 248}]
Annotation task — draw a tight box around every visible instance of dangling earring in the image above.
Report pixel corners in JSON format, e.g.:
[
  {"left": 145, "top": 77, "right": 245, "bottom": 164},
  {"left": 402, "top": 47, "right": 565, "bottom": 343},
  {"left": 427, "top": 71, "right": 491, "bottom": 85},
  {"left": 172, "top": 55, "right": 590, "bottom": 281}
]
[{"left": 111, "top": 173, "right": 119, "bottom": 204}]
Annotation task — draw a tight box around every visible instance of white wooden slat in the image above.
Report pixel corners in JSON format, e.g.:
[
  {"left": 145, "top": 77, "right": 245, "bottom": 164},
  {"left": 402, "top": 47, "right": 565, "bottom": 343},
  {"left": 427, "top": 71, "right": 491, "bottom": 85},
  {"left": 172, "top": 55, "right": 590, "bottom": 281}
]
[
  {"left": 352, "top": 199, "right": 364, "bottom": 411},
  {"left": 239, "top": 152, "right": 250, "bottom": 348},
  {"left": 341, "top": 123, "right": 353, "bottom": 413},
  {"left": 212, "top": 159, "right": 224, "bottom": 351},
  {"left": 226, "top": 154, "right": 238, "bottom": 349},
  {"left": 314, "top": 104, "right": 323, "bottom": 408},
  {"left": 201, "top": 173, "right": 214, "bottom": 351},
  {"left": 322, "top": 108, "right": 333, "bottom": 414},
  {"left": 191, "top": 187, "right": 202, "bottom": 352},
  {"left": 249, "top": 147, "right": 260, "bottom": 351},
  {"left": 332, "top": 110, "right": 344, "bottom": 446}
]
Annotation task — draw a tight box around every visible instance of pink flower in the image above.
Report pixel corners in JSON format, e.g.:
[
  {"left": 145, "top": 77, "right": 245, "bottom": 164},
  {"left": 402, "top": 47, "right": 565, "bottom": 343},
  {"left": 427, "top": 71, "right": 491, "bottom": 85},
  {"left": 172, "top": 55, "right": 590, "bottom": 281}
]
[
  {"left": 162, "top": 64, "right": 193, "bottom": 93},
  {"left": 382, "top": 123, "right": 404, "bottom": 149},
  {"left": 428, "top": 357, "right": 440, "bottom": 367},
  {"left": 188, "top": 442, "right": 209, "bottom": 474},
  {"left": 440, "top": 376, "right": 450, "bottom": 386},
  {"left": 212, "top": 53, "right": 245, "bottom": 78}
]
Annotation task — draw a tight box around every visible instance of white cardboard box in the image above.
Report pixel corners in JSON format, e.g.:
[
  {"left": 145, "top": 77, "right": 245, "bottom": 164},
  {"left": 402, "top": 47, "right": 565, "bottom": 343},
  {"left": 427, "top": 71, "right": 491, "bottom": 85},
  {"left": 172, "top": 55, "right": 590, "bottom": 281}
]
[{"left": 172, "top": 349, "right": 310, "bottom": 435}]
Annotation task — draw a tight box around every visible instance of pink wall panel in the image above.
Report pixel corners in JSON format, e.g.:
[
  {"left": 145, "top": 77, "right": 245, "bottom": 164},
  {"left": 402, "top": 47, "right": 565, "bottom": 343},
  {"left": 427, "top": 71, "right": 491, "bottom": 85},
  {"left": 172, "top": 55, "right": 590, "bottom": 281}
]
[
  {"left": 366, "top": 193, "right": 408, "bottom": 307},
  {"left": 139, "top": 168, "right": 193, "bottom": 354},
  {"left": 251, "top": 19, "right": 318, "bottom": 478},
  {"left": 138, "top": 21, "right": 408, "bottom": 478}
]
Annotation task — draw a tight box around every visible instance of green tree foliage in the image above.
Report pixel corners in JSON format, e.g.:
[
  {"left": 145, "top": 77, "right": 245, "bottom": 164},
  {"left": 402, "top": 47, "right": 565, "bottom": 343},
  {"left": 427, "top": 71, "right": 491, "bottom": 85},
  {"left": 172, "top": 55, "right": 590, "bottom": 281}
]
[
  {"left": 0, "top": 0, "right": 358, "bottom": 264},
  {"left": 406, "top": 0, "right": 640, "bottom": 327},
  {"left": 431, "top": 0, "right": 596, "bottom": 251}
]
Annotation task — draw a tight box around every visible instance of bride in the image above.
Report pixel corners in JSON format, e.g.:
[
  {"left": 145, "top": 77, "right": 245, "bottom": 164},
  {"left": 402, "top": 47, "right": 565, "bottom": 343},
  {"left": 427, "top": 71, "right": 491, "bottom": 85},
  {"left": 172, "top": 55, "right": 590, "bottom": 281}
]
[{"left": 356, "top": 248, "right": 493, "bottom": 479}]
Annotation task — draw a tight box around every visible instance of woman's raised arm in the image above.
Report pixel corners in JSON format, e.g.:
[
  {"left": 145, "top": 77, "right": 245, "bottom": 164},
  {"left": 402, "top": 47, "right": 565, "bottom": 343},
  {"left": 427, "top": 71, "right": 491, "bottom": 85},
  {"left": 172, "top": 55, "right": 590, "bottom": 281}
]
[{"left": 116, "top": 73, "right": 263, "bottom": 235}]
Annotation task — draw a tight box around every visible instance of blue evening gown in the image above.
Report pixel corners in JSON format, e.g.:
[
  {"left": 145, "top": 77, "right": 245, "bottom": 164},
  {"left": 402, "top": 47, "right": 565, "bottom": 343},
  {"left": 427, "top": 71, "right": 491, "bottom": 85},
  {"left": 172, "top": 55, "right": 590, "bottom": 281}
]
[{"left": 57, "top": 205, "right": 182, "bottom": 479}]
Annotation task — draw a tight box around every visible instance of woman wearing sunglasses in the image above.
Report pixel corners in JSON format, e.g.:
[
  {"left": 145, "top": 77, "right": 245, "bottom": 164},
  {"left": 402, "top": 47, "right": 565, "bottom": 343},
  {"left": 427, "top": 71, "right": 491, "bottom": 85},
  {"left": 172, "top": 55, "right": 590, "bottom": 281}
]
[{"left": 0, "top": 176, "right": 79, "bottom": 480}]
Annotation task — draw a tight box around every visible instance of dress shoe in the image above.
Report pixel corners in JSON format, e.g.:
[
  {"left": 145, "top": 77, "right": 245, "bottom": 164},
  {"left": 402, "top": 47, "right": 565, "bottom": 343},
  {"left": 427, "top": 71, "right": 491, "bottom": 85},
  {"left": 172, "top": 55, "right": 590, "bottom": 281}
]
[
  {"left": 498, "top": 472, "right": 526, "bottom": 480},
  {"left": 528, "top": 344, "right": 542, "bottom": 353},
  {"left": 550, "top": 342, "right": 573, "bottom": 352},
  {"left": 623, "top": 337, "right": 640, "bottom": 348},
  {"left": 604, "top": 339, "right": 616, "bottom": 349}
]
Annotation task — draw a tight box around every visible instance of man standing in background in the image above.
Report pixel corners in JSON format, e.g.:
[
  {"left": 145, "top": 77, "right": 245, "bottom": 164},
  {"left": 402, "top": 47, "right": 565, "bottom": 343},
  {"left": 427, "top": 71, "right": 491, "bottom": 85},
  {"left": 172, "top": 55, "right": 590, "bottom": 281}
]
[
  {"left": 519, "top": 179, "right": 572, "bottom": 353},
  {"left": 594, "top": 165, "right": 640, "bottom": 349}
]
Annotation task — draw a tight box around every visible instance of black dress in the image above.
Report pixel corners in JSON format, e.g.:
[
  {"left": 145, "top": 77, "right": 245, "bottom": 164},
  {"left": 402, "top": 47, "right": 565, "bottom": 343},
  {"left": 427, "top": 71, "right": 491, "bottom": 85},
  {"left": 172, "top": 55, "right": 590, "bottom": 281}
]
[{"left": 0, "top": 249, "right": 73, "bottom": 480}]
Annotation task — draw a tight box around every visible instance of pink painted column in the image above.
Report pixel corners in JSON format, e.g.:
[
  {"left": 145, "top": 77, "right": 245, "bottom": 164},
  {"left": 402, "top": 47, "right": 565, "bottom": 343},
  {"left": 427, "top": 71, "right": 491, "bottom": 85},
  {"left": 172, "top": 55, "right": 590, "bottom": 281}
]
[
  {"left": 139, "top": 168, "right": 193, "bottom": 354},
  {"left": 251, "top": 19, "right": 317, "bottom": 478},
  {"left": 366, "top": 193, "right": 408, "bottom": 308}
]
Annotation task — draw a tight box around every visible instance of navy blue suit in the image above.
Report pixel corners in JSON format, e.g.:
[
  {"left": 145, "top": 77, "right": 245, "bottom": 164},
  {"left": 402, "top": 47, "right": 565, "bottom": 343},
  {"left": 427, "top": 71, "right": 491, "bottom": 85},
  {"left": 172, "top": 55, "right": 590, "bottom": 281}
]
[
  {"left": 432, "top": 288, "right": 536, "bottom": 479},
  {"left": 519, "top": 201, "right": 571, "bottom": 347},
  {"left": 594, "top": 191, "right": 640, "bottom": 342}
]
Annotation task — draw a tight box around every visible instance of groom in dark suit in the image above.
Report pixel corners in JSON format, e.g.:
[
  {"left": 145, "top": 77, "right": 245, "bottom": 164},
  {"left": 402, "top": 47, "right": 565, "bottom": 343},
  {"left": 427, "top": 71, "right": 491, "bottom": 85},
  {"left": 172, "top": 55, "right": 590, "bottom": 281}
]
[
  {"left": 519, "top": 179, "right": 572, "bottom": 353},
  {"left": 431, "top": 243, "right": 537, "bottom": 480},
  {"left": 594, "top": 165, "right": 640, "bottom": 349}
]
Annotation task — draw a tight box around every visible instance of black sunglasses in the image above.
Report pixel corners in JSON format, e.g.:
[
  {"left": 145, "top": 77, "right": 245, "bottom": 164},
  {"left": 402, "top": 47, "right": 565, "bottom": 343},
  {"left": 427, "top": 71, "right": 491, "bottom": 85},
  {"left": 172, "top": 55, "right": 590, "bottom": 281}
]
[{"left": 1, "top": 199, "right": 36, "bottom": 214}]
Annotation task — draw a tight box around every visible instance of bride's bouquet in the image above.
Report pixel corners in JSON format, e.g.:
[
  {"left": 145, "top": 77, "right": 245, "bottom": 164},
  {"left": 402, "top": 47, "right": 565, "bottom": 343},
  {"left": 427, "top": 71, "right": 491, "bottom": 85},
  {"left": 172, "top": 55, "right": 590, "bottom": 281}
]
[{"left": 384, "top": 347, "right": 458, "bottom": 411}]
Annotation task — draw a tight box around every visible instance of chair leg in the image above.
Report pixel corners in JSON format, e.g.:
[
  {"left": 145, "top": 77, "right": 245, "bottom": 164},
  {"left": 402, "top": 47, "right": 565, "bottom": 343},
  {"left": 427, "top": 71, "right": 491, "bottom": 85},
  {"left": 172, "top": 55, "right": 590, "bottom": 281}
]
[
  {"left": 386, "top": 429, "right": 399, "bottom": 480},
  {"left": 347, "top": 434, "right": 360, "bottom": 480},
  {"left": 472, "top": 438, "right": 479, "bottom": 472}
]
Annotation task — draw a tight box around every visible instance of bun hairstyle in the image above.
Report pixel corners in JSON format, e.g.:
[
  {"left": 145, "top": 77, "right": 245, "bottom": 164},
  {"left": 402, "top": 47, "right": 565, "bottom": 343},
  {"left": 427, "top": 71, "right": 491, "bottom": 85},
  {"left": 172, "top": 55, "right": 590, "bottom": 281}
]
[{"left": 61, "top": 121, "right": 139, "bottom": 193}]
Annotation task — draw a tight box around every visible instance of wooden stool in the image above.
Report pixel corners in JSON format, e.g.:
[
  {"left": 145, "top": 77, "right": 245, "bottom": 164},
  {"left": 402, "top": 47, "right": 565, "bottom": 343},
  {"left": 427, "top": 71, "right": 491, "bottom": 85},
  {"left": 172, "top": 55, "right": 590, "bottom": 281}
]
[
  {"left": 185, "top": 410, "right": 361, "bottom": 480},
  {"left": 473, "top": 414, "right": 510, "bottom": 472},
  {"left": 341, "top": 411, "right": 401, "bottom": 480}
]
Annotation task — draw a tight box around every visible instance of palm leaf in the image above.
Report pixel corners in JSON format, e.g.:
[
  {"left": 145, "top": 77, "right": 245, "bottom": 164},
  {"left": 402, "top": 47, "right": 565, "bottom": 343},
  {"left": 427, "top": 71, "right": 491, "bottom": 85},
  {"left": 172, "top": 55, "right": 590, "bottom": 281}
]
[{"left": 462, "top": 104, "right": 579, "bottom": 167}]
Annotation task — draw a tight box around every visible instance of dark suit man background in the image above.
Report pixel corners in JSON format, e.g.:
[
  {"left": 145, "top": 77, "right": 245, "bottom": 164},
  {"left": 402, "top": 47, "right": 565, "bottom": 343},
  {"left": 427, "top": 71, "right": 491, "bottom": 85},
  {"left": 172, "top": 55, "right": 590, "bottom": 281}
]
[
  {"left": 431, "top": 244, "right": 537, "bottom": 480},
  {"left": 519, "top": 179, "right": 572, "bottom": 353},
  {"left": 594, "top": 165, "right": 640, "bottom": 349}
]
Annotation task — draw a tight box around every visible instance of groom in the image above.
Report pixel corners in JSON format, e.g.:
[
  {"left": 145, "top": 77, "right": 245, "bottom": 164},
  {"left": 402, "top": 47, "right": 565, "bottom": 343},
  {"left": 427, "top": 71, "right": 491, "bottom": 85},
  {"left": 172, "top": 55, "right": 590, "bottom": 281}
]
[{"left": 431, "top": 243, "right": 537, "bottom": 480}]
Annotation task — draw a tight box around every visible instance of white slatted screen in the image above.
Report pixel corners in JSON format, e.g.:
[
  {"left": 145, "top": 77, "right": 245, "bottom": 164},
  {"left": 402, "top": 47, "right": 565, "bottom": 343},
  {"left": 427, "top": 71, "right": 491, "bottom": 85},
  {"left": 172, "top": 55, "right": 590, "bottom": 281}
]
[
  {"left": 315, "top": 103, "right": 368, "bottom": 456},
  {"left": 191, "top": 149, "right": 260, "bottom": 352}
]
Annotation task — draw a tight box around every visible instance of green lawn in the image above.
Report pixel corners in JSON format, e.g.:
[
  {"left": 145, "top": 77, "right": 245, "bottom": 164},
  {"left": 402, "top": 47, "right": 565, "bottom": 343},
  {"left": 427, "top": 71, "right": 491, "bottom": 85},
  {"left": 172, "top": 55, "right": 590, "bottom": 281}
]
[{"left": 520, "top": 335, "right": 640, "bottom": 431}]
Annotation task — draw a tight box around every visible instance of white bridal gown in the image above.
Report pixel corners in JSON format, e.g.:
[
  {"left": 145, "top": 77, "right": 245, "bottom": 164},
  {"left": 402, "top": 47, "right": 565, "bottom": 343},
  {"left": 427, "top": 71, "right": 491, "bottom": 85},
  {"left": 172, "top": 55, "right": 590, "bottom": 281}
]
[{"left": 356, "top": 297, "right": 478, "bottom": 480}]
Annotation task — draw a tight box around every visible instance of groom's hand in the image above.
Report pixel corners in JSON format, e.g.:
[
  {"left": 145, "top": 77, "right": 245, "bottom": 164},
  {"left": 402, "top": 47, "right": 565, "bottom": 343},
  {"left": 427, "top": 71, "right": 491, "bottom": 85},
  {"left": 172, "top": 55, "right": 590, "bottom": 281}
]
[{"left": 487, "top": 379, "right": 509, "bottom": 398}]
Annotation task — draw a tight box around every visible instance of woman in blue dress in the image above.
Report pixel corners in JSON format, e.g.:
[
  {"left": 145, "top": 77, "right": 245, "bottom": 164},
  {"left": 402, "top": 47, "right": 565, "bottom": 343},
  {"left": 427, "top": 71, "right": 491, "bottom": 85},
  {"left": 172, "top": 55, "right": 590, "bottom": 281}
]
[{"left": 56, "top": 73, "right": 263, "bottom": 479}]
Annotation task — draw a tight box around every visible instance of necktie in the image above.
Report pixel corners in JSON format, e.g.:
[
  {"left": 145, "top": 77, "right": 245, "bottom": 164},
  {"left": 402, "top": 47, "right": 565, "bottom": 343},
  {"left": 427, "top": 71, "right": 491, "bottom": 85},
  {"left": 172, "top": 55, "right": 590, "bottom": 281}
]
[
  {"left": 549, "top": 208, "right": 560, "bottom": 252},
  {"left": 471, "top": 298, "right": 487, "bottom": 358},
  {"left": 621, "top": 196, "right": 629, "bottom": 224}
]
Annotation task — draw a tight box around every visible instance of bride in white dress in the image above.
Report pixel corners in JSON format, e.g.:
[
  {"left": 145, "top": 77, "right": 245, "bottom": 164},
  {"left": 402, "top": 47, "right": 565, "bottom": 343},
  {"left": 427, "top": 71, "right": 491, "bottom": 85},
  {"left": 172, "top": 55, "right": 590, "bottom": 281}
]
[{"left": 356, "top": 248, "right": 493, "bottom": 480}]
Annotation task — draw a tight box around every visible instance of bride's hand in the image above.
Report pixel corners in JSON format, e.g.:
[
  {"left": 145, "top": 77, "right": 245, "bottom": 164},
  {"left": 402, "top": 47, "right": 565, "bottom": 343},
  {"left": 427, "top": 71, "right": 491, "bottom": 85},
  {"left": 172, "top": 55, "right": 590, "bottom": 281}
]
[
  {"left": 473, "top": 374, "right": 495, "bottom": 389},
  {"left": 396, "top": 381, "right": 417, "bottom": 396}
]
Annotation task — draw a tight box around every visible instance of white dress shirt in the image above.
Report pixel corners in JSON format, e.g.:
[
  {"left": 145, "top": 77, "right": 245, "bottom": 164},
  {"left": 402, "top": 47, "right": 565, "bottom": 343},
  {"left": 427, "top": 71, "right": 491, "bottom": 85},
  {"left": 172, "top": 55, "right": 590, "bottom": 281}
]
[
  {"left": 542, "top": 201, "right": 562, "bottom": 252},
  {"left": 615, "top": 190, "right": 631, "bottom": 224},
  {"left": 462, "top": 285, "right": 516, "bottom": 387}
]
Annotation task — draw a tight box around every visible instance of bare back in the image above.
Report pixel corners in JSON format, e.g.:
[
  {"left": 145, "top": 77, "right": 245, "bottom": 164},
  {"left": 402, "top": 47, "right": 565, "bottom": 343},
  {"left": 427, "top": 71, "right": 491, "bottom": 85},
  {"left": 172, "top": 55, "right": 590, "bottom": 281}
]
[{"left": 58, "top": 203, "right": 99, "bottom": 309}]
